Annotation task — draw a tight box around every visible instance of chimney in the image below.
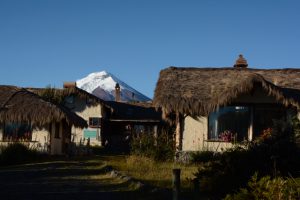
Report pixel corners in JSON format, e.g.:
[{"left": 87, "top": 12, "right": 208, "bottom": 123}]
[
  {"left": 115, "top": 83, "right": 121, "bottom": 102},
  {"left": 63, "top": 82, "right": 77, "bottom": 88},
  {"left": 234, "top": 54, "right": 248, "bottom": 68}
]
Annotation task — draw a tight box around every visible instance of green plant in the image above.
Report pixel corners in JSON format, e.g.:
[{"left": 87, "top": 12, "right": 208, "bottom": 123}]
[
  {"left": 121, "top": 155, "right": 197, "bottom": 189},
  {"left": 224, "top": 173, "right": 300, "bottom": 200},
  {"left": 190, "top": 151, "right": 217, "bottom": 163},
  {"left": 130, "top": 130, "right": 175, "bottom": 161},
  {"left": 193, "top": 118, "right": 300, "bottom": 198}
]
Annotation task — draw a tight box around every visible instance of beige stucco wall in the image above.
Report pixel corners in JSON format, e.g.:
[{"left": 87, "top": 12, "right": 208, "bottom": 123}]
[
  {"left": 31, "top": 127, "right": 50, "bottom": 152},
  {"left": 182, "top": 116, "right": 206, "bottom": 151},
  {"left": 182, "top": 116, "right": 233, "bottom": 152},
  {"left": 65, "top": 96, "right": 102, "bottom": 146}
]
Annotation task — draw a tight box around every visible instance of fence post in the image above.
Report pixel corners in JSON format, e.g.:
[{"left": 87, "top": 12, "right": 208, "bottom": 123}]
[
  {"left": 172, "top": 168, "right": 181, "bottom": 200},
  {"left": 193, "top": 178, "right": 200, "bottom": 193}
]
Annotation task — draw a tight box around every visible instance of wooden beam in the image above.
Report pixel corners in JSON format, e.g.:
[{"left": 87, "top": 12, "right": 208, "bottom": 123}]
[
  {"left": 248, "top": 106, "right": 253, "bottom": 141},
  {"left": 175, "top": 113, "right": 183, "bottom": 151}
]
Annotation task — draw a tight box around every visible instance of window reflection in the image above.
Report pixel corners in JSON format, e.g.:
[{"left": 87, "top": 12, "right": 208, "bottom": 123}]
[{"left": 208, "top": 106, "right": 250, "bottom": 142}]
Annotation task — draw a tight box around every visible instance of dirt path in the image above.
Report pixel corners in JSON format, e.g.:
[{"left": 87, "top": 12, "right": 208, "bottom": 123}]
[{"left": 0, "top": 158, "right": 171, "bottom": 200}]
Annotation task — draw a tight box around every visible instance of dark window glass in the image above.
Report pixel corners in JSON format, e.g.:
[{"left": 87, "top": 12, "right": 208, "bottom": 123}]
[
  {"left": 208, "top": 106, "right": 250, "bottom": 142},
  {"left": 3, "top": 123, "right": 32, "bottom": 141},
  {"left": 65, "top": 96, "right": 74, "bottom": 104},
  {"left": 253, "top": 105, "right": 286, "bottom": 138},
  {"left": 89, "top": 117, "right": 101, "bottom": 128}
]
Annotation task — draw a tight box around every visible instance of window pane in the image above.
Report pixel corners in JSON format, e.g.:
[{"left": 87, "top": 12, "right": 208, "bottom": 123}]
[
  {"left": 208, "top": 106, "right": 250, "bottom": 141},
  {"left": 89, "top": 117, "right": 101, "bottom": 127},
  {"left": 4, "top": 123, "right": 32, "bottom": 141},
  {"left": 253, "top": 105, "right": 286, "bottom": 138}
]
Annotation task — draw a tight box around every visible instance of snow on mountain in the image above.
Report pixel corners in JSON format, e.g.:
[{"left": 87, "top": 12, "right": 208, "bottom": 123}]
[{"left": 76, "top": 71, "right": 151, "bottom": 102}]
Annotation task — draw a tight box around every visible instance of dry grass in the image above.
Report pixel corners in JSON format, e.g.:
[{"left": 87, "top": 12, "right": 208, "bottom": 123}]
[{"left": 102, "top": 155, "right": 198, "bottom": 190}]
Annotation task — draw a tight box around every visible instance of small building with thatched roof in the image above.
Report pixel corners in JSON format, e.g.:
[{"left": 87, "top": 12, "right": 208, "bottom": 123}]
[
  {"left": 28, "top": 84, "right": 106, "bottom": 146},
  {"left": 153, "top": 55, "right": 300, "bottom": 152},
  {"left": 0, "top": 85, "right": 87, "bottom": 155},
  {"left": 29, "top": 82, "right": 163, "bottom": 151},
  {"left": 56, "top": 83, "right": 163, "bottom": 151},
  {"left": 61, "top": 83, "right": 105, "bottom": 146}
]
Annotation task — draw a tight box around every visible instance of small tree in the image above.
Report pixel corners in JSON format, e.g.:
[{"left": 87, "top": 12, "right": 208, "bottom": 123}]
[
  {"left": 130, "top": 128, "right": 175, "bottom": 161},
  {"left": 39, "top": 85, "right": 64, "bottom": 105}
]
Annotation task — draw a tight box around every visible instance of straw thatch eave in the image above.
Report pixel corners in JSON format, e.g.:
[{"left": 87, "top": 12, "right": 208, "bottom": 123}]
[
  {"left": 0, "top": 85, "right": 87, "bottom": 128},
  {"left": 104, "top": 100, "right": 162, "bottom": 121},
  {"left": 28, "top": 86, "right": 105, "bottom": 106},
  {"left": 153, "top": 67, "right": 300, "bottom": 118}
]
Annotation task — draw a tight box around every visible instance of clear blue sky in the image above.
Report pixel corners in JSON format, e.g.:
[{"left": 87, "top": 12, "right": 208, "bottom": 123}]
[{"left": 1, "top": 0, "right": 300, "bottom": 98}]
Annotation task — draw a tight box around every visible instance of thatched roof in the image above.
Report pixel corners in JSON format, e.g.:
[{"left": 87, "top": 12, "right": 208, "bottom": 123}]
[
  {"left": 153, "top": 67, "right": 300, "bottom": 117},
  {"left": 27, "top": 86, "right": 104, "bottom": 105},
  {"left": 0, "top": 85, "right": 87, "bottom": 128}
]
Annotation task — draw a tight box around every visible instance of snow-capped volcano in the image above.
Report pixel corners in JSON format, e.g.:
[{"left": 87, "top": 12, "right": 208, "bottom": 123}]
[{"left": 76, "top": 71, "right": 151, "bottom": 102}]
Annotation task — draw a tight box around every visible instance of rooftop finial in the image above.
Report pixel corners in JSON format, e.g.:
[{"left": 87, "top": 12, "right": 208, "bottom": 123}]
[
  {"left": 234, "top": 54, "right": 248, "bottom": 68},
  {"left": 115, "top": 83, "right": 121, "bottom": 102}
]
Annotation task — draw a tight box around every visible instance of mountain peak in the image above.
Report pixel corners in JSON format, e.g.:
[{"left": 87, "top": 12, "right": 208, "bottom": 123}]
[
  {"left": 76, "top": 71, "right": 151, "bottom": 102},
  {"left": 88, "top": 71, "right": 109, "bottom": 77}
]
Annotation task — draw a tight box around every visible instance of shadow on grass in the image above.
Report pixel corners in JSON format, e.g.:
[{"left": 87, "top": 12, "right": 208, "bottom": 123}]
[{"left": 0, "top": 157, "right": 175, "bottom": 200}]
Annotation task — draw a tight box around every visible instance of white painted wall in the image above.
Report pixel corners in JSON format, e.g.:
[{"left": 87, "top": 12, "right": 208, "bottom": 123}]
[
  {"left": 31, "top": 127, "right": 50, "bottom": 152},
  {"left": 65, "top": 96, "right": 102, "bottom": 146}
]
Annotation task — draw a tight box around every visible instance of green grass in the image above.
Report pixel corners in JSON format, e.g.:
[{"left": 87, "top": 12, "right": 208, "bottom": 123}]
[{"left": 99, "top": 154, "right": 198, "bottom": 190}]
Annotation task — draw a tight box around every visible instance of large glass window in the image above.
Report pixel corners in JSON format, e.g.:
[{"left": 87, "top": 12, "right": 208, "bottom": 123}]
[{"left": 208, "top": 106, "right": 250, "bottom": 142}]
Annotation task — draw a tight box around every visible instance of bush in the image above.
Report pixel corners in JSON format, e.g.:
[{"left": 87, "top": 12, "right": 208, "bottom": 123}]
[
  {"left": 193, "top": 118, "right": 300, "bottom": 198},
  {"left": 130, "top": 131, "right": 175, "bottom": 161},
  {"left": 0, "top": 143, "right": 40, "bottom": 165},
  {"left": 225, "top": 173, "right": 300, "bottom": 200},
  {"left": 190, "top": 151, "right": 218, "bottom": 163}
]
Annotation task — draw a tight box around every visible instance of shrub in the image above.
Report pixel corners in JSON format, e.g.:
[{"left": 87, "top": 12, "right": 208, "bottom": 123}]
[
  {"left": 190, "top": 151, "right": 219, "bottom": 164},
  {"left": 193, "top": 118, "right": 300, "bottom": 198},
  {"left": 224, "top": 173, "right": 300, "bottom": 200},
  {"left": 0, "top": 143, "right": 40, "bottom": 165},
  {"left": 130, "top": 130, "right": 175, "bottom": 161}
]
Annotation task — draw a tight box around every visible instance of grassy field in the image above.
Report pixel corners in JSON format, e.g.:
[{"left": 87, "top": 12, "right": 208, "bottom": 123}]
[
  {"left": 0, "top": 158, "right": 141, "bottom": 199},
  {"left": 0, "top": 155, "right": 202, "bottom": 200},
  {"left": 99, "top": 154, "right": 198, "bottom": 190},
  {"left": 3, "top": 153, "right": 297, "bottom": 199}
]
